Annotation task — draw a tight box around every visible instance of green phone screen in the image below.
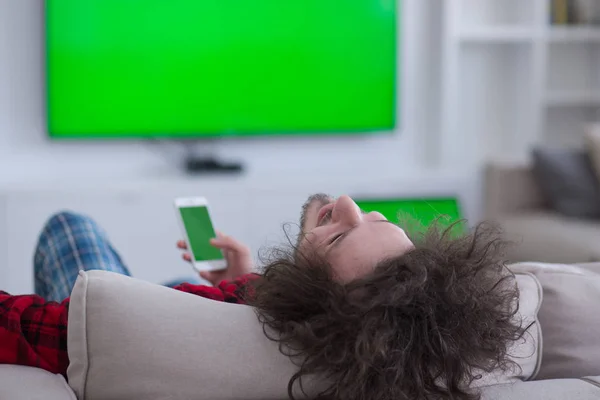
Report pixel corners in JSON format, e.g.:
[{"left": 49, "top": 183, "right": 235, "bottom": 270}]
[{"left": 179, "top": 206, "right": 224, "bottom": 262}]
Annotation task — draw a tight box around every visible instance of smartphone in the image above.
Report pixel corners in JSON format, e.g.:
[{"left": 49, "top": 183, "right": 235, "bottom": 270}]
[{"left": 174, "top": 197, "right": 227, "bottom": 272}]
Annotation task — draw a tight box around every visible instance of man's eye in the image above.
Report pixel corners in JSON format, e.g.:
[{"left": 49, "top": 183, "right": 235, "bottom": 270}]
[{"left": 329, "top": 234, "right": 343, "bottom": 244}]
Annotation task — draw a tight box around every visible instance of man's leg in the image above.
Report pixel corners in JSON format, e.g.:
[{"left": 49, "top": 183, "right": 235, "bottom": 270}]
[{"left": 34, "top": 211, "right": 132, "bottom": 302}]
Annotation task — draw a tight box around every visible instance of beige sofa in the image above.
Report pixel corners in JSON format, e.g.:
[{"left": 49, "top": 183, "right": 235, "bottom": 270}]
[
  {"left": 2, "top": 261, "right": 600, "bottom": 400},
  {"left": 484, "top": 162, "right": 600, "bottom": 264}
]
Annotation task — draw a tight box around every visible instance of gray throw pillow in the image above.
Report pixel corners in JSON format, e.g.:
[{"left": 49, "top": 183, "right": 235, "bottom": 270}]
[{"left": 531, "top": 148, "right": 600, "bottom": 218}]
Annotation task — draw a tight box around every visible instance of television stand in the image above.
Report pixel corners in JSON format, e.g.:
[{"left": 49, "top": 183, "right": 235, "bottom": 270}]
[{"left": 184, "top": 156, "right": 244, "bottom": 174}]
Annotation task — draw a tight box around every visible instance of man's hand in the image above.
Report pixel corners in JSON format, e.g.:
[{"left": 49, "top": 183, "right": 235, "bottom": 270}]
[{"left": 177, "top": 232, "right": 253, "bottom": 286}]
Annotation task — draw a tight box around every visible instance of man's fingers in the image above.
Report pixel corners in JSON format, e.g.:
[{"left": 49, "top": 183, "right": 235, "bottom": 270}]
[
  {"left": 177, "top": 240, "right": 188, "bottom": 250},
  {"left": 182, "top": 253, "right": 192, "bottom": 262},
  {"left": 199, "top": 271, "right": 210, "bottom": 280},
  {"left": 199, "top": 271, "right": 213, "bottom": 285},
  {"left": 199, "top": 271, "right": 219, "bottom": 286}
]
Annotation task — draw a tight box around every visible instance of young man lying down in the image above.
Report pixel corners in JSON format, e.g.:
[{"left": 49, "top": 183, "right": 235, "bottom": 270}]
[{"left": 0, "top": 194, "right": 525, "bottom": 400}]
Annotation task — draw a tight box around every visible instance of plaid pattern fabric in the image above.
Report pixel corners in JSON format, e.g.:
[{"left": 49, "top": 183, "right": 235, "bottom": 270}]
[
  {"left": 34, "top": 211, "right": 132, "bottom": 302},
  {"left": 0, "top": 211, "right": 258, "bottom": 377},
  {"left": 0, "top": 293, "right": 70, "bottom": 375}
]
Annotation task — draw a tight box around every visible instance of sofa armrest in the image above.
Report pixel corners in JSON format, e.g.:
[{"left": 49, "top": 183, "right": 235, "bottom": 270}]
[
  {"left": 484, "top": 162, "right": 547, "bottom": 217},
  {"left": 575, "top": 263, "right": 600, "bottom": 273}
]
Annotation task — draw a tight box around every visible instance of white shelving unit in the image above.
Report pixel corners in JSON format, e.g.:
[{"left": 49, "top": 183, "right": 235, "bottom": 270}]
[{"left": 441, "top": 0, "right": 600, "bottom": 167}]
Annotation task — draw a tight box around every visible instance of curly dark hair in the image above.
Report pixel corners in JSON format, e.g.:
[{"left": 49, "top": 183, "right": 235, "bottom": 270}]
[{"left": 247, "top": 221, "right": 530, "bottom": 400}]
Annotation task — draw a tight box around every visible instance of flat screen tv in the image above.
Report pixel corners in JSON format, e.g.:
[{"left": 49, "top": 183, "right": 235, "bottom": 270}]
[{"left": 46, "top": 0, "right": 398, "bottom": 139}]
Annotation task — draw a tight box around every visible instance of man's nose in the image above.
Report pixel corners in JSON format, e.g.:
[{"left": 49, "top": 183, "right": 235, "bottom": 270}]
[{"left": 332, "top": 195, "right": 362, "bottom": 225}]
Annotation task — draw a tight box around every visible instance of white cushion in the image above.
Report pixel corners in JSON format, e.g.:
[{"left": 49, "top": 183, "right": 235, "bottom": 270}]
[
  {"left": 67, "top": 270, "right": 542, "bottom": 400},
  {"left": 510, "top": 262, "right": 600, "bottom": 379},
  {"left": 0, "top": 365, "right": 76, "bottom": 400}
]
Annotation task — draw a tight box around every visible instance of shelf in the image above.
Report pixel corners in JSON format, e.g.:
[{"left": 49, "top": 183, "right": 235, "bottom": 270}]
[
  {"left": 548, "top": 26, "right": 600, "bottom": 42},
  {"left": 459, "top": 0, "right": 535, "bottom": 27},
  {"left": 458, "top": 27, "right": 535, "bottom": 43},
  {"left": 545, "top": 91, "right": 600, "bottom": 107},
  {"left": 459, "top": 27, "right": 600, "bottom": 43}
]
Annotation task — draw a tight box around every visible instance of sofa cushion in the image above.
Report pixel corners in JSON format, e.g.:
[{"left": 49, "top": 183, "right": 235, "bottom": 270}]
[
  {"left": 479, "top": 376, "right": 600, "bottom": 400},
  {"left": 66, "top": 271, "right": 315, "bottom": 400},
  {"left": 67, "top": 270, "right": 542, "bottom": 400},
  {"left": 0, "top": 365, "right": 77, "bottom": 400},
  {"left": 499, "top": 211, "right": 600, "bottom": 263},
  {"left": 510, "top": 262, "right": 600, "bottom": 380},
  {"left": 531, "top": 147, "right": 600, "bottom": 219}
]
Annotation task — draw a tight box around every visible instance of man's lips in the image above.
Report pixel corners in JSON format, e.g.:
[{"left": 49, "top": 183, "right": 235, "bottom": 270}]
[{"left": 317, "top": 203, "right": 335, "bottom": 226}]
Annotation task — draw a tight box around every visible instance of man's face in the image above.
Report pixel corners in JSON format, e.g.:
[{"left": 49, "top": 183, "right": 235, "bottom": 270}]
[{"left": 298, "top": 194, "right": 414, "bottom": 283}]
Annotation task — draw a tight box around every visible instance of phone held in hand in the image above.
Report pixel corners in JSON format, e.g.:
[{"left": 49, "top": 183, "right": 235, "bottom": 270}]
[{"left": 174, "top": 197, "right": 227, "bottom": 272}]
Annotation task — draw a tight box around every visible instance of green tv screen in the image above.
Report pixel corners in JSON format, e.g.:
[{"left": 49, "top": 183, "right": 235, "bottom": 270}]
[
  {"left": 355, "top": 197, "right": 466, "bottom": 236},
  {"left": 47, "top": 0, "right": 398, "bottom": 139}
]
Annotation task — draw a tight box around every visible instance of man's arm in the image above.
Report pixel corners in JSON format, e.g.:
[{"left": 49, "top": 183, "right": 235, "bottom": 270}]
[
  {"left": 172, "top": 273, "right": 260, "bottom": 303},
  {"left": 0, "top": 291, "right": 70, "bottom": 376}
]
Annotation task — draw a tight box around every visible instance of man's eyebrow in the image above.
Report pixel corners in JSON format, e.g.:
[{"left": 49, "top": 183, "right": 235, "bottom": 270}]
[{"left": 325, "top": 220, "right": 396, "bottom": 255}]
